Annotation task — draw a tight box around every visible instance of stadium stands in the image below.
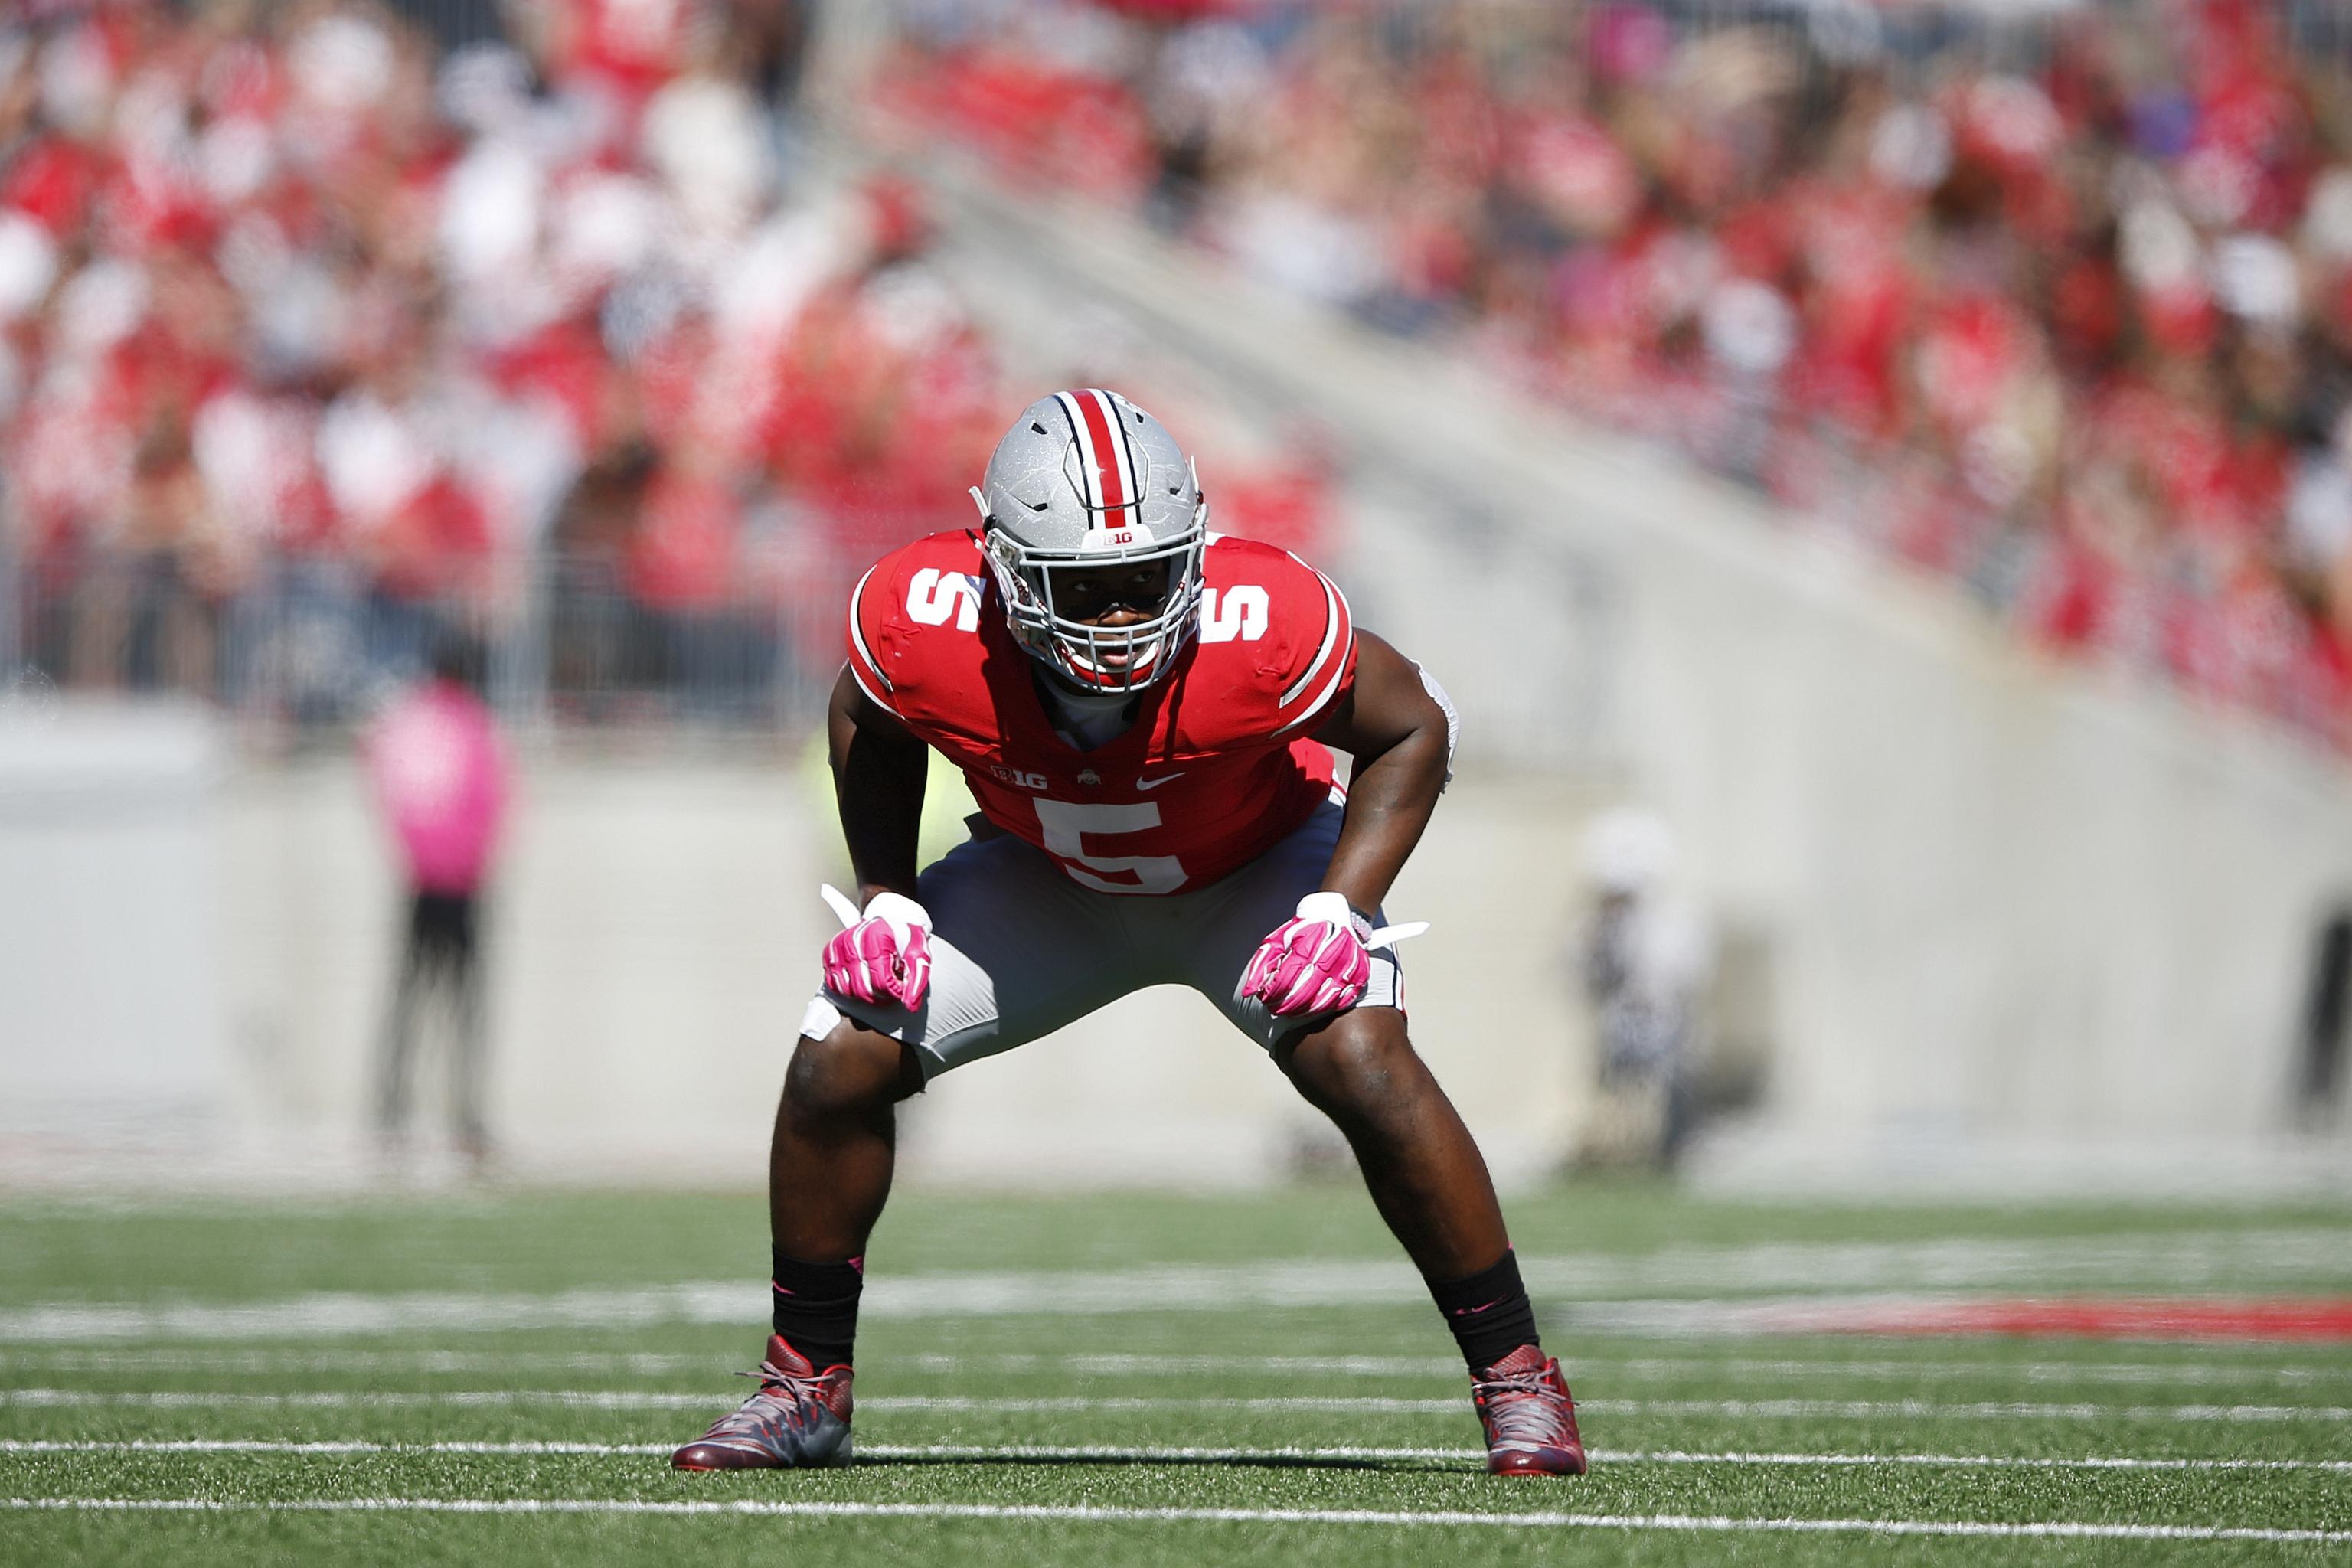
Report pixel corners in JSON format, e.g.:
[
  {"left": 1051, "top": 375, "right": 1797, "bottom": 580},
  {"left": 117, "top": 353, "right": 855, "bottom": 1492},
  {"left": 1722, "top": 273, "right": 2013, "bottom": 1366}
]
[
  {"left": 878, "top": 0, "right": 2352, "bottom": 751},
  {"left": 0, "top": 0, "right": 1307, "bottom": 723},
  {"left": 11, "top": 0, "right": 2352, "bottom": 756},
  {"left": 0, "top": 0, "right": 912, "bottom": 717}
]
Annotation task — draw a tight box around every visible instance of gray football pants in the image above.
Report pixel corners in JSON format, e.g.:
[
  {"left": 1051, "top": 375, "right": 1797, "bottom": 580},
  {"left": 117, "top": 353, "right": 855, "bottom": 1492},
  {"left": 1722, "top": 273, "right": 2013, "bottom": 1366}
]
[{"left": 802, "top": 798, "right": 1403, "bottom": 1079}]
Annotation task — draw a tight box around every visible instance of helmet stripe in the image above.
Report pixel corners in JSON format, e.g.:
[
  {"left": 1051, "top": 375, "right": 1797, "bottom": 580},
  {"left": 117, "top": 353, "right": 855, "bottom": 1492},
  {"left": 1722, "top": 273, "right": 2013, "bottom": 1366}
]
[
  {"left": 1092, "top": 388, "right": 1144, "bottom": 526},
  {"left": 1074, "top": 388, "right": 1135, "bottom": 526},
  {"left": 1050, "top": 389, "right": 1106, "bottom": 518}
]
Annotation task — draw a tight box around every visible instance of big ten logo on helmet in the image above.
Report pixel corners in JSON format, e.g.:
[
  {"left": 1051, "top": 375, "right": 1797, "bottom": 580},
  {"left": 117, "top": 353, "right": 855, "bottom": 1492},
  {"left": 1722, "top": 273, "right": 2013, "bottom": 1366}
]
[
  {"left": 990, "top": 764, "right": 1050, "bottom": 791},
  {"left": 907, "top": 568, "right": 984, "bottom": 631},
  {"left": 1200, "top": 585, "right": 1269, "bottom": 643}
]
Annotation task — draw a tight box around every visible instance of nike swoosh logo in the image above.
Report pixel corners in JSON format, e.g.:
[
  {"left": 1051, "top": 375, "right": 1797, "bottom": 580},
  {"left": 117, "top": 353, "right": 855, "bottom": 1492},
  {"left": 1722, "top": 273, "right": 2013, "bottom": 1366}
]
[{"left": 1136, "top": 772, "right": 1187, "bottom": 791}]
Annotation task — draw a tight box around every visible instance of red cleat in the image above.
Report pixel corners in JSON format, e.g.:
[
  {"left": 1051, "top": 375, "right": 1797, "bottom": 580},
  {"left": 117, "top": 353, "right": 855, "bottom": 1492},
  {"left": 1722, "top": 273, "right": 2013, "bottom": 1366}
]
[
  {"left": 669, "top": 1335, "right": 854, "bottom": 1471},
  {"left": 1471, "top": 1344, "right": 1588, "bottom": 1476}
]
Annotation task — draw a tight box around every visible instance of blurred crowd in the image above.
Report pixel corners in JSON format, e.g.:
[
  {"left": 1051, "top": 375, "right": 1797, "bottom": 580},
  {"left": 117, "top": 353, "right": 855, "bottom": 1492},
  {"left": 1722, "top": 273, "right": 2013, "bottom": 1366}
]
[
  {"left": 0, "top": 0, "right": 1014, "bottom": 719},
  {"left": 881, "top": 0, "right": 2352, "bottom": 748}
]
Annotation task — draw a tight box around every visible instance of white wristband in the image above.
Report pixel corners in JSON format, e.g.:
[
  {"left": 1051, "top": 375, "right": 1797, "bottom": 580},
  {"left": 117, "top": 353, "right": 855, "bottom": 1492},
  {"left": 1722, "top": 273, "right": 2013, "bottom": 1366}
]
[
  {"left": 1295, "top": 890, "right": 1429, "bottom": 953},
  {"left": 1294, "top": 891, "right": 1367, "bottom": 942},
  {"left": 821, "top": 884, "right": 931, "bottom": 945},
  {"left": 861, "top": 890, "right": 931, "bottom": 947}
]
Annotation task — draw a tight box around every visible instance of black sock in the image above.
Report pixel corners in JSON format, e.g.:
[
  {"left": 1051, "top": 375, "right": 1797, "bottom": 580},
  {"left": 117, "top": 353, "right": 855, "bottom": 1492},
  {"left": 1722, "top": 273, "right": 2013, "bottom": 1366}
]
[
  {"left": 770, "top": 1250, "right": 864, "bottom": 1370},
  {"left": 1429, "top": 1249, "right": 1540, "bottom": 1373}
]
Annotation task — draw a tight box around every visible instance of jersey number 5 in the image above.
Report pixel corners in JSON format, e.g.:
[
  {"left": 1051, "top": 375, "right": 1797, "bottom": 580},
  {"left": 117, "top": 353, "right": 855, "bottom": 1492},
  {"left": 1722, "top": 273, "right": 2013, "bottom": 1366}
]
[
  {"left": 907, "top": 568, "right": 983, "bottom": 631},
  {"left": 1033, "top": 799, "right": 1185, "bottom": 895},
  {"left": 1200, "top": 585, "right": 1269, "bottom": 643}
]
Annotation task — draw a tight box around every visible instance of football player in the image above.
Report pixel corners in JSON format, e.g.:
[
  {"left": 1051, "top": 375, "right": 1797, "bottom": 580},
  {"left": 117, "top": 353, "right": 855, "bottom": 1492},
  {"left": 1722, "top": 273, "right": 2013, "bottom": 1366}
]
[{"left": 670, "top": 390, "right": 1585, "bottom": 1478}]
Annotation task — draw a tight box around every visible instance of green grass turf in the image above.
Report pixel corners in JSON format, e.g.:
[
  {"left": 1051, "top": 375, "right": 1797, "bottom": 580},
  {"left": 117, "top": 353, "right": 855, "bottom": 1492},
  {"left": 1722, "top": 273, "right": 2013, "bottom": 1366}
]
[
  {"left": 8, "top": 1184, "right": 2352, "bottom": 1302},
  {"left": 2, "top": 1185, "right": 2350, "bottom": 1566}
]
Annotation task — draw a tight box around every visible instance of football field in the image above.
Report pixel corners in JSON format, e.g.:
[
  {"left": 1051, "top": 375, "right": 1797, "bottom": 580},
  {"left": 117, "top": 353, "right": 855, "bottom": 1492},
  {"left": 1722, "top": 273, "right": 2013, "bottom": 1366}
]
[{"left": 3, "top": 1184, "right": 2350, "bottom": 1566}]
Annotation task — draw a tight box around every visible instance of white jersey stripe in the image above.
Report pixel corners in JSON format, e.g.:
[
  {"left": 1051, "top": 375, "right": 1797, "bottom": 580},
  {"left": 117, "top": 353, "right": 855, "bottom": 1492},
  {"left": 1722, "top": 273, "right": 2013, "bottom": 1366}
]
[
  {"left": 846, "top": 660, "right": 898, "bottom": 718},
  {"left": 1281, "top": 655, "right": 1353, "bottom": 734},
  {"left": 1280, "top": 573, "right": 1344, "bottom": 707},
  {"left": 848, "top": 567, "right": 892, "bottom": 694},
  {"left": 1279, "top": 576, "right": 1354, "bottom": 731}
]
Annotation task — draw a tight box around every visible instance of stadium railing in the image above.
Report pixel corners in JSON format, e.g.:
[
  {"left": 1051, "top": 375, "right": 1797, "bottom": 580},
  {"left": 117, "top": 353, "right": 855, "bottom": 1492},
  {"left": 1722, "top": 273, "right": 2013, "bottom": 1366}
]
[{"left": 1, "top": 542, "right": 845, "bottom": 736}]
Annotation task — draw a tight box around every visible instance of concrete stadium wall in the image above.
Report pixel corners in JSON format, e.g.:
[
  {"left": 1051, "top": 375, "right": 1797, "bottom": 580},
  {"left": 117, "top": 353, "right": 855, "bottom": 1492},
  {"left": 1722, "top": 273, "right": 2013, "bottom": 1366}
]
[
  {"left": 906, "top": 152, "right": 2352, "bottom": 1188},
  {"left": 0, "top": 704, "right": 232, "bottom": 1150},
  {"left": 0, "top": 713, "right": 1592, "bottom": 1191}
]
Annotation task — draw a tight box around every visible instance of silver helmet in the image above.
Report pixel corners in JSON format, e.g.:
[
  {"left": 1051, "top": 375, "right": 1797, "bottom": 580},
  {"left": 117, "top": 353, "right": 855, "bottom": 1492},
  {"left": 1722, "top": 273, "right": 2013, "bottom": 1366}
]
[{"left": 969, "top": 388, "right": 1207, "bottom": 694}]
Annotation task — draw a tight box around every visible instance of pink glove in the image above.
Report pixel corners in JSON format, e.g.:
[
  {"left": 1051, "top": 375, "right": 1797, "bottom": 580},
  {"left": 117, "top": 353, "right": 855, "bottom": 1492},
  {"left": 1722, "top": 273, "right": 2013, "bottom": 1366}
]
[
  {"left": 819, "top": 887, "right": 933, "bottom": 1009},
  {"left": 1242, "top": 893, "right": 1427, "bottom": 1018}
]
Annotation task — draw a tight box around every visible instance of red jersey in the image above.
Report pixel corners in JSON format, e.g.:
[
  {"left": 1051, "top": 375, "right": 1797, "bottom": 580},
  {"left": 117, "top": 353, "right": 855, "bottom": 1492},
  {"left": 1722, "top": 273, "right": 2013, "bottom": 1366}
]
[{"left": 845, "top": 530, "right": 1357, "bottom": 895}]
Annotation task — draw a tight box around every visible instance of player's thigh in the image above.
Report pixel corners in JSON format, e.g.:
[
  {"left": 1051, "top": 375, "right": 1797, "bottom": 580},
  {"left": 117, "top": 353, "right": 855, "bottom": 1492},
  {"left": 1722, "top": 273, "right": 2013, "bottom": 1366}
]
[
  {"left": 803, "top": 833, "right": 1132, "bottom": 1080},
  {"left": 1172, "top": 799, "right": 1404, "bottom": 1052}
]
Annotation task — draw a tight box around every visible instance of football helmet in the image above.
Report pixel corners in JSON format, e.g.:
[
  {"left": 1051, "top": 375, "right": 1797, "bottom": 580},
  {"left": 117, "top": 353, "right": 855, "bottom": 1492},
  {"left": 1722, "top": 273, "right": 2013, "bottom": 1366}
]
[{"left": 969, "top": 388, "right": 1207, "bottom": 694}]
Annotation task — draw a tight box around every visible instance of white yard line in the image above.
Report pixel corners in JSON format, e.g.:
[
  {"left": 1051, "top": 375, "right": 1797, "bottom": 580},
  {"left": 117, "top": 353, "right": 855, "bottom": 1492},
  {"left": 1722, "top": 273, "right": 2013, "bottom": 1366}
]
[
  {"left": 11, "top": 1348, "right": 2351, "bottom": 1387},
  {"left": 4, "top": 1227, "right": 2347, "bottom": 1343},
  {"left": 1574, "top": 1398, "right": 2352, "bottom": 1423},
  {"left": 2, "top": 1439, "right": 676, "bottom": 1455},
  {"left": 1617, "top": 1449, "right": 2352, "bottom": 1473},
  {"left": 4, "top": 1288, "right": 2343, "bottom": 1346},
  {"left": 924, "top": 1351, "right": 2352, "bottom": 1386},
  {"left": 1592, "top": 1354, "right": 2352, "bottom": 1387},
  {"left": 0, "top": 1349, "right": 727, "bottom": 1377},
  {"left": 5, "top": 1387, "right": 2350, "bottom": 1421},
  {"left": 2, "top": 1496, "right": 2346, "bottom": 1543},
  {"left": 5, "top": 1439, "right": 2350, "bottom": 1473}
]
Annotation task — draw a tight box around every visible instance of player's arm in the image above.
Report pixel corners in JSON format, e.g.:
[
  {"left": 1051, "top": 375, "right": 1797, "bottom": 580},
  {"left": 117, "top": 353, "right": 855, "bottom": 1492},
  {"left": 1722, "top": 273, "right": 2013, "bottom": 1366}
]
[
  {"left": 826, "top": 663, "right": 928, "bottom": 905},
  {"left": 1308, "top": 629, "right": 1452, "bottom": 913}
]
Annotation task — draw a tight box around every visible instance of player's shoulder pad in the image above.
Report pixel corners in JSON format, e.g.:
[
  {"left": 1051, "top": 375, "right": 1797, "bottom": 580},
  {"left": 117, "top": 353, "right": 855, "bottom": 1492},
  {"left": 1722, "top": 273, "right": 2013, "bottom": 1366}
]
[
  {"left": 845, "top": 530, "right": 989, "bottom": 717},
  {"left": 1196, "top": 534, "right": 1356, "bottom": 735}
]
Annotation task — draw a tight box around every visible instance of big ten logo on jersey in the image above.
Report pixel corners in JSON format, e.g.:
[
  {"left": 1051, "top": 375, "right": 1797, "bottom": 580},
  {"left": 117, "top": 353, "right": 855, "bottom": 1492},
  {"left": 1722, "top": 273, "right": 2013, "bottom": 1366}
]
[
  {"left": 990, "top": 763, "right": 1050, "bottom": 792},
  {"left": 1200, "top": 585, "right": 1269, "bottom": 643},
  {"left": 907, "top": 568, "right": 984, "bottom": 631}
]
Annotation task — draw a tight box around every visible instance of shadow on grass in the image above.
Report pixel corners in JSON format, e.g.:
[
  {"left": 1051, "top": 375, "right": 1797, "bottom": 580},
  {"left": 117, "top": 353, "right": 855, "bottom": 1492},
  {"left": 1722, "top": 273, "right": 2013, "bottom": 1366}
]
[{"left": 852, "top": 1453, "right": 1475, "bottom": 1475}]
